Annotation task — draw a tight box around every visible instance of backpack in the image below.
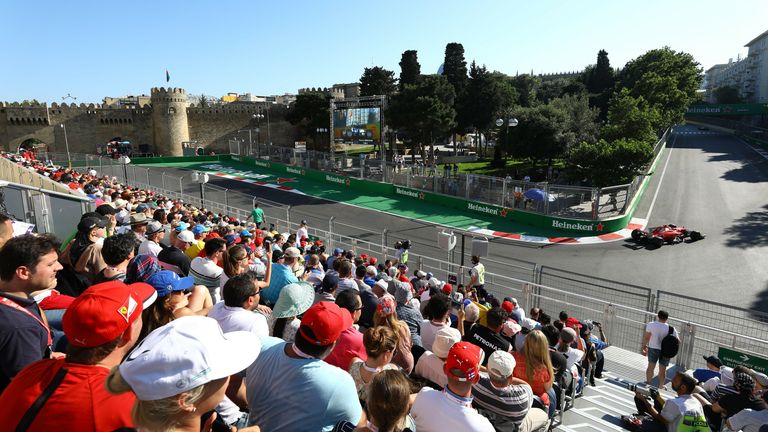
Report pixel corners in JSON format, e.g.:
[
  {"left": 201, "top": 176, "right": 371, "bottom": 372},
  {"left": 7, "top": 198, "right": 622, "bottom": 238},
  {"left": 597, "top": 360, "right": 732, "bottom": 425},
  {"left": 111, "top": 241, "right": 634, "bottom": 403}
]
[{"left": 660, "top": 325, "right": 679, "bottom": 358}]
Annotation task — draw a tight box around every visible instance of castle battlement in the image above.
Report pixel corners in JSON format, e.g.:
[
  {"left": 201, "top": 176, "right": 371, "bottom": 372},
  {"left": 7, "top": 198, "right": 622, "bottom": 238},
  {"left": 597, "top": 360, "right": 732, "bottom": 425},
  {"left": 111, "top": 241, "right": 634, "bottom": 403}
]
[{"left": 150, "top": 87, "right": 186, "bottom": 95}]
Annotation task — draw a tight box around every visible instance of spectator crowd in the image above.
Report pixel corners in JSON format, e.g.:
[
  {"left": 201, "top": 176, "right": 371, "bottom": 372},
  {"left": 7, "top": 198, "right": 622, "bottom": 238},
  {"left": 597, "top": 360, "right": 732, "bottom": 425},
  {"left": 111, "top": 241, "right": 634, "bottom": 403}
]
[{"left": 0, "top": 152, "right": 765, "bottom": 432}]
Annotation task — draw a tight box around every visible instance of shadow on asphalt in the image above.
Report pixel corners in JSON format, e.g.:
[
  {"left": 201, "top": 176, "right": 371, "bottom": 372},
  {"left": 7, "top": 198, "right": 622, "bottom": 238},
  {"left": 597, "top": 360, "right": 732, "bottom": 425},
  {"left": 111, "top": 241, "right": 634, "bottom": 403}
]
[
  {"left": 723, "top": 204, "right": 768, "bottom": 248},
  {"left": 749, "top": 282, "right": 768, "bottom": 323},
  {"left": 720, "top": 160, "right": 768, "bottom": 183}
]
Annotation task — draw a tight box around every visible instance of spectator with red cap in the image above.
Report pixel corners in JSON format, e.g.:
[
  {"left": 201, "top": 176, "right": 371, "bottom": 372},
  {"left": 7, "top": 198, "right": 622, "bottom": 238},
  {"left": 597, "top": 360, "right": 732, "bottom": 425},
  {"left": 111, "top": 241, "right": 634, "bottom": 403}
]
[
  {"left": 411, "top": 341, "right": 494, "bottom": 431},
  {"left": 0, "top": 280, "right": 157, "bottom": 431},
  {"left": 245, "top": 301, "right": 363, "bottom": 430},
  {"left": 324, "top": 290, "right": 367, "bottom": 370}
]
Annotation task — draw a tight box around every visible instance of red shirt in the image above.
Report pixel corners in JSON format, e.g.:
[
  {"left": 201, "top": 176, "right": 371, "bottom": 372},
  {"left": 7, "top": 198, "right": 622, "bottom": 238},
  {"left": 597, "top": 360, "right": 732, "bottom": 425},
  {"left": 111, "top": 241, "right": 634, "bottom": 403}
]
[
  {"left": 0, "top": 358, "right": 135, "bottom": 431},
  {"left": 323, "top": 326, "right": 367, "bottom": 370},
  {"left": 512, "top": 351, "right": 552, "bottom": 406}
]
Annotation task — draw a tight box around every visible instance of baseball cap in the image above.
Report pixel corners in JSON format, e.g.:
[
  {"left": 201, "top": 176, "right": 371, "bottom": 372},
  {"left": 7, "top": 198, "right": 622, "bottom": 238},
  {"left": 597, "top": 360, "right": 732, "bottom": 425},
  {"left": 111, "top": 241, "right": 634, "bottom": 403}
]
[
  {"left": 63, "top": 280, "right": 157, "bottom": 348},
  {"left": 272, "top": 282, "right": 315, "bottom": 319},
  {"left": 321, "top": 273, "right": 340, "bottom": 293},
  {"left": 441, "top": 282, "right": 453, "bottom": 295},
  {"left": 135, "top": 203, "right": 149, "bottom": 213},
  {"left": 502, "top": 320, "right": 522, "bottom": 337},
  {"left": 300, "top": 219, "right": 307, "bottom": 225},
  {"left": 432, "top": 327, "right": 461, "bottom": 358},
  {"left": 284, "top": 247, "right": 302, "bottom": 258},
  {"left": 487, "top": 351, "right": 517, "bottom": 381},
  {"left": 224, "top": 234, "right": 241, "bottom": 246},
  {"left": 394, "top": 281, "right": 412, "bottom": 303},
  {"left": 177, "top": 230, "right": 195, "bottom": 243},
  {"left": 113, "top": 198, "right": 127, "bottom": 209},
  {"left": 174, "top": 221, "right": 190, "bottom": 232},
  {"left": 444, "top": 341, "right": 484, "bottom": 382},
  {"left": 501, "top": 301, "right": 514, "bottom": 314},
  {"left": 129, "top": 213, "right": 148, "bottom": 225},
  {"left": 397, "top": 263, "right": 408, "bottom": 271},
  {"left": 192, "top": 224, "right": 210, "bottom": 235},
  {"left": 416, "top": 270, "right": 426, "bottom": 278},
  {"left": 565, "top": 317, "right": 582, "bottom": 329},
  {"left": 702, "top": 355, "right": 722, "bottom": 368},
  {"left": 239, "top": 230, "right": 253, "bottom": 237},
  {"left": 365, "top": 265, "right": 377, "bottom": 276},
  {"left": 753, "top": 372, "right": 768, "bottom": 387},
  {"left": 119, "top": 316, "right": 260, "bottom": 401},
  {"left": 271, "top": 250, "right": 284, "bottom": 262},
  {"left": 146, "top": 270, "right": 195, "bottom": 297},
  {"left": 145, "top": 220, "right": 163, "bottom": 235},
  {"left": 298, "top": 301, "right": 353, "bottom": 346},
  {"left": 333, "top": 247, "right": 344, "bottom": 255},
  {"left": 377, "top": 295, "right": 396, "bottom": 316},
  {"left": 77, "top": 216, "right": 107, "bottom": 233}
]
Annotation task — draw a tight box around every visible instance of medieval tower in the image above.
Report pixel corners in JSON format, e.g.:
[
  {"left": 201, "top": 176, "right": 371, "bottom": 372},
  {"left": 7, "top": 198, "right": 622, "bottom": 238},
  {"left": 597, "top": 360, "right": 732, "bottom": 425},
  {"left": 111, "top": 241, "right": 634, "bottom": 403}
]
[{"left": 150, "top": 87, "right": 189, "bottom": 156}]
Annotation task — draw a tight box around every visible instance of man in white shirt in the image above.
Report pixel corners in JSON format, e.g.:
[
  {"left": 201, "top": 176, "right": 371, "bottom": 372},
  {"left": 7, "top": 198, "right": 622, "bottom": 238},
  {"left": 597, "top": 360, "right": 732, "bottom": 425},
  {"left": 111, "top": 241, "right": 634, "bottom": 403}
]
[
  {"left": 190, "top": 238, "right": 226, "bottom": 303},
  {"left": 138, "top": 221, "right": 164, "bottom": 257},
  {"left": 634, "top": 372, "right": 708, "bottom": 432},
  {"left": 411, "top": 341, "right": 494, "bottom": 431},
  {"left": 296, "top": 220, "right": 309, "bottom": 242},
  {"left": 414, "top": 326, "right": 461, "bottom": 388},
  {"left": 643, "top": 310, "right": 679, "bottom": 387},
  {"left": 206, "top": 272, "right": 268, "bottom": 428}
]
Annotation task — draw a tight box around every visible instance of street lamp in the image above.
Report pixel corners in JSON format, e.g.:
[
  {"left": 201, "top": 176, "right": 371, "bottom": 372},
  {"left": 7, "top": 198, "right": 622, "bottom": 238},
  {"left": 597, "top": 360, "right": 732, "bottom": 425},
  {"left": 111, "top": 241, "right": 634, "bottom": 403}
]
[
  {"left": 253, "top": 112, "right": 264, "bottom": 156},
  {"left": 190, "top": 171, "right": 209, "bottom": 208},
  {"left": 495, "top": 117, "right": 518, "bottom": 158},
  {"left": 119, "top": 155, "right": 131, "bottom": 183},
  {"left": 316, "top": 127, "right": 329, "bottom": 150},
  {"left": 60, "top": 124, "right": 72, "bottom": 169}
]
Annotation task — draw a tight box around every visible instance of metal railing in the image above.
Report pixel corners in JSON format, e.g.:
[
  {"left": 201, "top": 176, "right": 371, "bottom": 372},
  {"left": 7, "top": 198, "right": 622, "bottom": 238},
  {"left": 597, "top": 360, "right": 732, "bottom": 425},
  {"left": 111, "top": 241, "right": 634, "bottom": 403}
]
[{"left": 37, "top": 150, "right": 767, "bottom": 370}]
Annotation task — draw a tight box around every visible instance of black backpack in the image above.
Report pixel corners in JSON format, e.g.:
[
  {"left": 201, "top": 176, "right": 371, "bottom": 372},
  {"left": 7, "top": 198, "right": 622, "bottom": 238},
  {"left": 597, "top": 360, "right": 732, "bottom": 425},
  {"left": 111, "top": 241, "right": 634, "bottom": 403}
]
[{"left": 661, "top": 325, "right": 679, "bottom": 358}]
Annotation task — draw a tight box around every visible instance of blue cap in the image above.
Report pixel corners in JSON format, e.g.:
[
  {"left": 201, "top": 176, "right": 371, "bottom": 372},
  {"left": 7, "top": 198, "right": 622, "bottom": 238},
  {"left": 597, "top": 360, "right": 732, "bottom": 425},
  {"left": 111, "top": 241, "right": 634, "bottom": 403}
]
[
  {"left": 174, "top": 222, "right": 190, "bottom": 232},
  {"left": 224, "top": 234, "right": 240, "bottom": 246},
  {"left": 192, "top": 224, "right": 209, "bottom": 235},
  {"left": 426, "top": 272, "right": 434, "bottom": 279},
  {"left": 240, "top": 230, "right": 253, "bottom": 237},
  {"left": 146, "top": 270, "right": 194, "bottom": 297},
  {"left": 333, "top": 247, "right": 344, "bottom": 255},
  {"left": 135, "top": 203, "right": 149, "bottom": 213}
]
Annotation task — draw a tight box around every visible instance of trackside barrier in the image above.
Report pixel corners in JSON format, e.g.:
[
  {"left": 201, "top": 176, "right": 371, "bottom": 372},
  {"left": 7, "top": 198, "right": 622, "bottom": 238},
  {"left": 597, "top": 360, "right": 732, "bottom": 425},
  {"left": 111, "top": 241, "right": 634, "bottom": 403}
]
[{"left": 63, "top": 154, "right": 768, "bottom": 370}]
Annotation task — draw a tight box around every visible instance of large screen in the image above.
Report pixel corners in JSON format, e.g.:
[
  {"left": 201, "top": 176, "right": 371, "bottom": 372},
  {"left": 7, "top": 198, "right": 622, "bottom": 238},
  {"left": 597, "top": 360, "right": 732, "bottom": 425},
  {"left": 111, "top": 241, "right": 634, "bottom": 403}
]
[{"left": 333, "top": 107, "right": 381, "bottom": 146}]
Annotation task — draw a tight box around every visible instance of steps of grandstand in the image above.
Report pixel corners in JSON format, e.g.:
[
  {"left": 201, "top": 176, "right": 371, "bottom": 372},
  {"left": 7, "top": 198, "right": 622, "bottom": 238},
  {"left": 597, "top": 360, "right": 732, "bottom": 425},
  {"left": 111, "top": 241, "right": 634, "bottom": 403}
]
[{"left": 554, "top": 346, "right": 679, "bottom": 431}]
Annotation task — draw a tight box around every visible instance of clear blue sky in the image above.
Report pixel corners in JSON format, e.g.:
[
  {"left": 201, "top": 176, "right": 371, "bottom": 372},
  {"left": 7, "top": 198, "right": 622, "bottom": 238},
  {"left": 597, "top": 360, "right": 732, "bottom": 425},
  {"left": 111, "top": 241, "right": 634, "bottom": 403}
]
[{"left": 2, "top": 0, "right": 766, "bottom": 104}]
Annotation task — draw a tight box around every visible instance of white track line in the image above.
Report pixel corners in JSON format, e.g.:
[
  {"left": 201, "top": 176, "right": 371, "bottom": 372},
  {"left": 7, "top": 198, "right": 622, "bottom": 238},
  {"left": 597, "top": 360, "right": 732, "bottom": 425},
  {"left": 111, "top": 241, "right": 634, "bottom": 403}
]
[{"left": 644, "top": 132, "right": 677, "bottom": 223}]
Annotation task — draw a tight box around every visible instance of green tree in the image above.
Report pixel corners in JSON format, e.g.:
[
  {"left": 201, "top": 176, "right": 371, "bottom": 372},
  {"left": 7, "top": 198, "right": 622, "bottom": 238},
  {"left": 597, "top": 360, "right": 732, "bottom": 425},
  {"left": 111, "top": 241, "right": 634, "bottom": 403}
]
[
  {"left": 442, "top": 43, "right": 468, "bottom": 95},
  {"left": 509, "top": 104, "right": 568, "bottom": 167},
  {"left": 618, "top": 47, "right": 702, "bottom": 131},
  {"left": 568, "top": 138, "right": 654, "bottom": 186},
  {"left": 285, "top": 91, "right": 332, "bottom": 149},
  {"left": 462, "top": 63, "right": 508, "bottom": 158},
  {"left": 713, "top": 86, "right": 743, "bottom": 104},
  {"left": 511, "top": 74, "right": 540, "bottom": 107},
  {"left": 359, "top": 66, "right": 397, "bottom": 97},
  {"left": 399, "top": 50, "right": 421, "bottom": 89},
  {"left": 549, "top": 94, "right": 600, "bottom": 151},
  {"left": 601, "top": 88, "right": 660, "bottom": 144},
  {"left": 386, "top": 75, "right": 456, "bottom": 161},
  {"left": 21, "top": 99, "right": 41, "bottom": 106},
  {"left": 586, "top": 49, "right": 616, "bottom": 119}
]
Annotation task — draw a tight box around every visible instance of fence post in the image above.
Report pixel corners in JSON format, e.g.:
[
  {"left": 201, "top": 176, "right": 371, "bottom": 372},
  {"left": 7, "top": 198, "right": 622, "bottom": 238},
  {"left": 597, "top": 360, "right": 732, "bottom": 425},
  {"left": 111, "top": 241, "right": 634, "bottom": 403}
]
[
  {"left": 465, "top": 175, "right": 471, "bottom": 199},
  {"left": 161, "top": 173, "right": 166, "bottom": 191},
  {"left": 328, "top": 216, "right": 335, "bottom": 251},
  {"left": 522, "top": 283, "right": 534, "bottom": 313},
  {"left": 382, "top": 229, "right": 388, "bottom": 260},
  {"left": 502, "top": 178, "right": 508, "bottom": 207},
  {"left": 602, "top": 303, "right": 617, "bottom": 348},
  {"left": 224, "top": 189, "right": 229, "bottom": 210},
  {"left": 285, "top": 205, "right": 291, "bottom": 232},
  {"left": 678, "top": 323, "right": 696, "bottom": 370}
]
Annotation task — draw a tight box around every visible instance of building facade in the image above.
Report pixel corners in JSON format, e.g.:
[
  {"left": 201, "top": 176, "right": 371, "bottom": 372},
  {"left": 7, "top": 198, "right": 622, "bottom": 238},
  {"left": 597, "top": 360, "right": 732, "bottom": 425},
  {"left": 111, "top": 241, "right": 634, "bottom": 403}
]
[{"left": 703, "top": 29, "right": 768, "bottom": 103}]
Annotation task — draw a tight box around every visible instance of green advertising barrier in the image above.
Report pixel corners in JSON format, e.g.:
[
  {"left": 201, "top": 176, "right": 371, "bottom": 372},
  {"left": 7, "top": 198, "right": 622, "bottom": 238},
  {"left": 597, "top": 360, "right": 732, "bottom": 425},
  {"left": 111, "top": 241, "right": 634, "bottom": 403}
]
[
  {"left": 718, "top": 347, "right": 768, "bottom": 374},
  {"left": 686, "top": 103, "right": 768, "bottom": 116},
  {"left": 131, "top": 155, "right": 229, "bottom": 165},
  {"left": 149, "top": 153, "right": 656, "bottom": 236}
]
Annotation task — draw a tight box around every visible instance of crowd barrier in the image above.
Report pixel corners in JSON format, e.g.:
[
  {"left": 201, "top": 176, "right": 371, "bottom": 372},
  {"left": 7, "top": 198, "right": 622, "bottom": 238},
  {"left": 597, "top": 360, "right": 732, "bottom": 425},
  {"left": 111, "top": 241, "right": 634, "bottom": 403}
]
[{"left": 39, "top": 150, "right": 767, "bottom": 371}]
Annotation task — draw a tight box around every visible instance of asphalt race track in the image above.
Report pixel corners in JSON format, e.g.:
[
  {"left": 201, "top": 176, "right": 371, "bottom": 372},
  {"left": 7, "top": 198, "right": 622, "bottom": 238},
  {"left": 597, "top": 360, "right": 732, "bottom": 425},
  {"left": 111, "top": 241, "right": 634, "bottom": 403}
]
[{"left": 138, "top": 124, "right": 768, "bottom": 311}]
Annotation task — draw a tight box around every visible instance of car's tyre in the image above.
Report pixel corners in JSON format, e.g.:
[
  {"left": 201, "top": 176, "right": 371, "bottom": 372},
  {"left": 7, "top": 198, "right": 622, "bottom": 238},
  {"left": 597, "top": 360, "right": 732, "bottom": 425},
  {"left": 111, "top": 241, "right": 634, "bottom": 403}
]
[
  {"left": 690, "top": 231, "right": 703, "bottom": 241},
  {"left": 631, "top": 229, "right": 644, "bottom": 241},
  {"left": 651, "top": 237, "right": 664, "bottom": 248}
]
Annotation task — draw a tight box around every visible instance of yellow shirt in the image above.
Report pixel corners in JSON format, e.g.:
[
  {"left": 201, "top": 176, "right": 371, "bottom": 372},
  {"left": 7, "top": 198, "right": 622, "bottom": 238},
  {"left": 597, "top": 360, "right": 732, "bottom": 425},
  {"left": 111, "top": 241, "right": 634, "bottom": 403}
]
[{"left": 185, "top": 239, "right": 205, "bottom": 259}]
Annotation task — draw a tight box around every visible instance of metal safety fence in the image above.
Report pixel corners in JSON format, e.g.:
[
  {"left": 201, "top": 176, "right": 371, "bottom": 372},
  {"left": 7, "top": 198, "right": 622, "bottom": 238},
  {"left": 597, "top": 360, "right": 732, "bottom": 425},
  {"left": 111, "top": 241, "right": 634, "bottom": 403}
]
[{"left": 37, "top": 149, "right": 768, "bottom": 371}]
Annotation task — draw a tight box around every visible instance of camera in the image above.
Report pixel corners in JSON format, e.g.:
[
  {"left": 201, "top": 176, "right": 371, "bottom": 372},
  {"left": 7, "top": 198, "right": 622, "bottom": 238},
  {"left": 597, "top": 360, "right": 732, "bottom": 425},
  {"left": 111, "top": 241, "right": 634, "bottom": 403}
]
[
  {"left": 395, "top": 240, "right": 411, "bottom": 250},
  {"left": 628, "top": 383, "right": 659, "bottom": 399}
]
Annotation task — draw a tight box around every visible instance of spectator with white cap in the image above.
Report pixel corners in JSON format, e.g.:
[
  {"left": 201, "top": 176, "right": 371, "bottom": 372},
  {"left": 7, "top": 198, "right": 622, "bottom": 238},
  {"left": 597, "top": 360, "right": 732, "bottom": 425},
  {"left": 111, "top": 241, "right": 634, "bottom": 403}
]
[
  {"left": 245, "top": 302, "right": 363, "bottom": 430},
  {"left": 0, "top": 280, "right": 157, "bottom": 431},
  {"left": 137, "top": 220, "right": 165, "bottom": 257},
  {"left": 414, "top": 326, "right": 462, "bottom": 388},
  {"left": 157, "top": 228, "right": 194, "bottom": 276},
  {"left": 297, "top": 219, "right": 309, "bottom": 243},
  {"left": 473, "top": 350, "right": 550, "bottom": 432},
  {"left": 106, "top": 316, "right": 261, "bottom": 432},
  {"left": 410, "top": 341, "right": 494, "bottom": 431}
]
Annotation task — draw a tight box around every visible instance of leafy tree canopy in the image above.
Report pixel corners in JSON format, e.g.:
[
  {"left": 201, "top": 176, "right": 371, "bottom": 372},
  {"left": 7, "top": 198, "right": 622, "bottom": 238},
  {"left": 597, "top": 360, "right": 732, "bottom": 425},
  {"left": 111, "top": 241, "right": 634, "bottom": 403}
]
[
  {"left": 713, "top": 86, "right": 743, "bottom": 104},
  {"left": 601, "top": 88, "right": 660, "bottom": 144},
  {"left": 285, "top": 92, "right": 332, "bottom": 141},
  {"left": 359, "top": 66, "right": 397, "bottom": 97},
  {"left": 568, "top": 138, "right": 654, "bottom": 187},
  {"left": 399, "top": 50, "right": 421, "bottom": 89}
]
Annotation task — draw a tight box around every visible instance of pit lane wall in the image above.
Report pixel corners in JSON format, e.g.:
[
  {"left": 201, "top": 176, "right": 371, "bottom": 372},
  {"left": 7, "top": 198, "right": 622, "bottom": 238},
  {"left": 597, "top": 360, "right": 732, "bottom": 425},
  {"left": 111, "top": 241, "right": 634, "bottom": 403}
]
[{"left": 131, "top": 153, "right": 658, "bottom": 236}]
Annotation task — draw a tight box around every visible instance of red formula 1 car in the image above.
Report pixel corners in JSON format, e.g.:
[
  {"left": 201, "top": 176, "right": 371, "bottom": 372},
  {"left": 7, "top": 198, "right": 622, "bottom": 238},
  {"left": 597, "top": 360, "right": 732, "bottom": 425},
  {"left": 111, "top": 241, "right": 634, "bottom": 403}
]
[{"left": 631, "top": 224, "right": 705, "bottom": 247}]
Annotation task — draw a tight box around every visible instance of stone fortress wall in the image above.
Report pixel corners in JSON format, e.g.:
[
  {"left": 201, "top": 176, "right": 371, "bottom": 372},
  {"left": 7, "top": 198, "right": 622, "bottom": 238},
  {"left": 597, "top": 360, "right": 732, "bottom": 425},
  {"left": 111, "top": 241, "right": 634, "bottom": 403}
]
[{"left": 0, "top": 87, "right": 298, "bottom": 157}]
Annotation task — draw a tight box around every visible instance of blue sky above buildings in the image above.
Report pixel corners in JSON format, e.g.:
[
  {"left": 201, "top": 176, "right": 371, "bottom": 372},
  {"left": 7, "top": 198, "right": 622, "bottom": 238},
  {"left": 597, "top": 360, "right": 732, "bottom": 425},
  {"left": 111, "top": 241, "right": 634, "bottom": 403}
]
[{"left": 2, "top": 0, "right": 766, "bottom": 103}]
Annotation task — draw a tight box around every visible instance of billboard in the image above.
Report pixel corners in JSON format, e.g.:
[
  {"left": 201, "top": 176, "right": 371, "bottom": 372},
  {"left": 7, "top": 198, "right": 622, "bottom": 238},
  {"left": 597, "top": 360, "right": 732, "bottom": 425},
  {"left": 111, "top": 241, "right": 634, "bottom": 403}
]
[{"left": 333, "top": 107, "right": 381, "bottom": 145}]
